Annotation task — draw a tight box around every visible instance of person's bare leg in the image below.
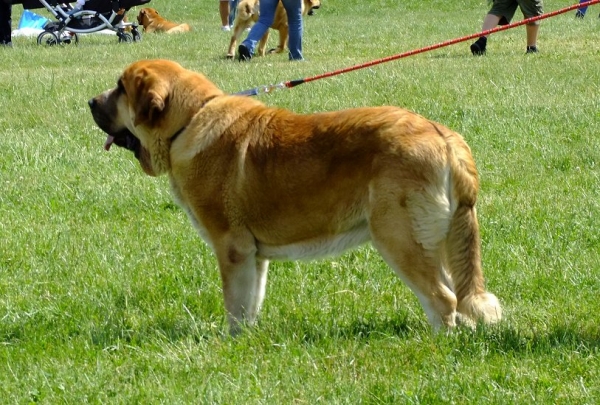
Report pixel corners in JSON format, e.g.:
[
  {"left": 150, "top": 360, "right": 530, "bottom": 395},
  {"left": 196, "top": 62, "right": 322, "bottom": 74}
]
[
  {"left": 219, "top": 1, "right": 230, "bottom": 29},
  {"left": 470, "top": 14, "right": 502, "bottom": 55},
  {"left": 481, "top": 14, "right": 502, "bottom": 32},
  {"left": 525, "top": 23, "right": 539, "bottom": 52}
]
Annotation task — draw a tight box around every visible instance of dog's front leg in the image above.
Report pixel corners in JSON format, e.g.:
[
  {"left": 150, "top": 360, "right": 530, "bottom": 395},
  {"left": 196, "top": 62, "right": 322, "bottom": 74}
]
[
  {"left": 257, "top": 30, "right": 271, "bottom": 56},
  {"left": 215, "top": 236, "right": 269, "bottom": 335},
  {"left": 227, "top": 21, "right": 250, "bottom": 58}
]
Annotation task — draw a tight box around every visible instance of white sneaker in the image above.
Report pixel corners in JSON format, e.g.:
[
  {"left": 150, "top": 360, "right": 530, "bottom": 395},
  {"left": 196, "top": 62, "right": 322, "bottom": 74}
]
[{"left": 221, "top": 25, "right": 231, "bottom": 31}]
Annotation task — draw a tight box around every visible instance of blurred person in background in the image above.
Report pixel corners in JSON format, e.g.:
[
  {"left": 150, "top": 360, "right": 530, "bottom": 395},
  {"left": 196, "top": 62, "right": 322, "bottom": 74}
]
[
  {"left": 220, "top": 0, "right": 239, "bottom": 31},
  {"left": 470, "top": 0, "right": 543, "bottom": 55},
  {"left": 238, "top": 0, "right": 304, "bottom": 61},
  {"left": 0, "top": 0, "right": 12, "bottom": 47}
]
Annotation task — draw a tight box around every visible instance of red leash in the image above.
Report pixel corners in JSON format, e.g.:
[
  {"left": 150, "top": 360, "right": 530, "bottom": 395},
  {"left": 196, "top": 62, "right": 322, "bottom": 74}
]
[{"left": 234, "top": 0, "right": 600, "bottom": 96}]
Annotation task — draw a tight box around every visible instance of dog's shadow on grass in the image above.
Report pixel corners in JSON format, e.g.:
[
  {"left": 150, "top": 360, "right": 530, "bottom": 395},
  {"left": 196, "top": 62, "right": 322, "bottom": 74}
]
[
  {"left": 6, "top": 310, "right": 594, "bottom": 352},
  {"left": 287, "top": 315, "right": 419, "bottom": 344},
  {"left": 468, "top": 323, "right": 600, "bottom": 355},
  {"left": 262, "top": 316, "right": 600, "bottom": 355}
]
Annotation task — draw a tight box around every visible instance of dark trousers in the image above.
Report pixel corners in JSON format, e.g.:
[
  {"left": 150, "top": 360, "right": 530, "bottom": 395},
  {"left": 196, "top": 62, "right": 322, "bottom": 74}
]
[{"left": 0, "top": 1, "right": 11, "bottom": 44}]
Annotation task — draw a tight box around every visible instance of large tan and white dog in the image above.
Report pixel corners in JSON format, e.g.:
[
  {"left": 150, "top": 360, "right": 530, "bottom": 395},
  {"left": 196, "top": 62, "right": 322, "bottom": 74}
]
[
  {"left": 88, "top": 59, "right": 501, "bottom": 335},
  {"left": 137, "top": 7, "right": 191, "bottom": 34},
  {"left": 226, "top": 0, "right": 321, "bottom": 59}
]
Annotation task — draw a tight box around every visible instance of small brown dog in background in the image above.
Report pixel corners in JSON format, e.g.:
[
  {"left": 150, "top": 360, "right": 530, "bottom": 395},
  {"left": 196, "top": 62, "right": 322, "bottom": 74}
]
[
  {"left": 226, "top": 0, "right": 320, "bottom": 59},
  {"left": 137, "top": 7, "right": 191, "bottom": 34}
]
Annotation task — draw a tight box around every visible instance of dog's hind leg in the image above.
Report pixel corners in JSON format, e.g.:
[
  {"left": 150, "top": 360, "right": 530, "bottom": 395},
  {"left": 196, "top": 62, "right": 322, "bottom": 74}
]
[
  {"left": 369, "top": 186, "right": 458, "bottom": 331},
  {"left": 215, "top": 233, "right": 269, "bottom": 335},
  {"left": 269, "top": 25, "right": 288, "bottom": 54},
  {"left": 257, "top": 30, "right": 271, "bottom": 56}
]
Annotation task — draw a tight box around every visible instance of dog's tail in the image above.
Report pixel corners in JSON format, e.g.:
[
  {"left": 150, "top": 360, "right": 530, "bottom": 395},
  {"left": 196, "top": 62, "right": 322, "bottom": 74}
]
[{"left": 444, "top": 130, "right": 502, "bottom": 326}]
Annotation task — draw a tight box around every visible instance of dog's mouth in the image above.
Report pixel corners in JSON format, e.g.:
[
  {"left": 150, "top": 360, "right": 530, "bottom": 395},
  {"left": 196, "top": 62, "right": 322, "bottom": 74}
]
[{"left": 104, "top": 128, "right": 141, "bottom": 159}]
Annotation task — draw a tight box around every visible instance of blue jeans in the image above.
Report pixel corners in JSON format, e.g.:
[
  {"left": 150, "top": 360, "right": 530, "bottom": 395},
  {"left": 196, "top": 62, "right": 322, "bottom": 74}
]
[
  {"left": 241, "top": 0, "right": 303, "bottom": 60},
  {"left": 228, "top": 0, "right": 239, "bottom": 26}
]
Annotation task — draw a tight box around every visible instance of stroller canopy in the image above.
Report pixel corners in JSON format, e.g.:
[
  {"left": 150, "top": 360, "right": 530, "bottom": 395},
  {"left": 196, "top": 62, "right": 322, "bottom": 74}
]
[{"left": 11, "top": 0, "right": 151, "bottom": 12}]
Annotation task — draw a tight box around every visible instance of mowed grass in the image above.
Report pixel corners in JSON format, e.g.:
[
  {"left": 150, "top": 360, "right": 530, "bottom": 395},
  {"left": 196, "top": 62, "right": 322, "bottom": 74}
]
[{"left": 1, "top": 0, "right": 600, "bottom": 402}]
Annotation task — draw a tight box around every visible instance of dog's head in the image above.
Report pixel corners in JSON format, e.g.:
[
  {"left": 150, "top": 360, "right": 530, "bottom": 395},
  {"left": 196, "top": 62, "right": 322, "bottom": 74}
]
[
  {"left": 304, "top": 0, "right": 321, "bottom": 15},
  {"left": 137, "top": 7, "right": 159, "bottom": 27},
  {"left": 88, "top": 59, "right": 224, "bottom": 176}
]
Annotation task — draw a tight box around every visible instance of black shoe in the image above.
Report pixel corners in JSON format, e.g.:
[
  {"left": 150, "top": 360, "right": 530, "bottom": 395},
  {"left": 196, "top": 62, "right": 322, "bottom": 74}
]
[
  {"left": 526, "top": 45, "right": 538, "bottom": 54},
  {"left": 470, "top": 37, "right": 487, "bottom": 56},
  {"left": 575, "top": 10, "right": 585, "bottom": 18},
  {"left": 238, "top": 44, "right": 252, "bottom": 61}
]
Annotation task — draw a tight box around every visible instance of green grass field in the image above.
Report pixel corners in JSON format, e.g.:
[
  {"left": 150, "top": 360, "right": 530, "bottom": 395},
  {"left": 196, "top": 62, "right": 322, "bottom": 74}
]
[{"left": 1, "top": 0, "right": 600, "bottom": 402}]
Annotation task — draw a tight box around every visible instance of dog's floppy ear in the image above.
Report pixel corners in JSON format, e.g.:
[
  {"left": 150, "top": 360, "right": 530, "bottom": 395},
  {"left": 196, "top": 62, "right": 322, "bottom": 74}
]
[{"left": 127, "top": 68, "right": 169, "bottom": 127}]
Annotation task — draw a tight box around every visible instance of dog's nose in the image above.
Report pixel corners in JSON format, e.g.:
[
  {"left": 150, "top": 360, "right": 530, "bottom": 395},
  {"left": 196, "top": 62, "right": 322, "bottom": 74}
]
[{"left": 88, "top": 98, "right": 96, "bottom": 109}]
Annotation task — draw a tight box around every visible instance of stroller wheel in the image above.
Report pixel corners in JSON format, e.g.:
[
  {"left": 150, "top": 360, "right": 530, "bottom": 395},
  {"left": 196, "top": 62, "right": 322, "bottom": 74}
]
[
  {"left": 132, "top": 29, "right": 141, "bottom": 43},
  {"left": 117, "top": 32, "right": 133, "bottom": 43},
  {"left": 37, "top": 31, "right": 59, "bottom": 46},
  {"left": 59, "top": 32, "right": 79, "bottom": 46}
]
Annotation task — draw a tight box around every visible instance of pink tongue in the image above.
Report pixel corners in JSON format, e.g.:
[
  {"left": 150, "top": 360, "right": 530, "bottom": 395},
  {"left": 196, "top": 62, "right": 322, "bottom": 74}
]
[{"left": 104, "top": 135, "right": 115, "bottom": 151}]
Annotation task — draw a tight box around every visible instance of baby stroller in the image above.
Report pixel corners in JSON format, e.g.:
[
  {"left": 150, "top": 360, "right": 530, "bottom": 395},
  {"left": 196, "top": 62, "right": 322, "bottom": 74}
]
[{"left": 13, "top": 0, "right": 150, "bottom": 45}]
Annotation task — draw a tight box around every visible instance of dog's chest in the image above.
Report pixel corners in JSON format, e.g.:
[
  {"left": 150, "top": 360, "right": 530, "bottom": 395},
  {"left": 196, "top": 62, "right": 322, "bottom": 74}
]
[{"left": 169, "top": 178, "right": 214, "bottom": 248}]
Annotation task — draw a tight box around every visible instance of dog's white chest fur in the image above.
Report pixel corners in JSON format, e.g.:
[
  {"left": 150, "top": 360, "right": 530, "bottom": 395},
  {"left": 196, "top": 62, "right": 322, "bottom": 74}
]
[{"left": 256, "top": 224, "right": 371, "bottom": 261}]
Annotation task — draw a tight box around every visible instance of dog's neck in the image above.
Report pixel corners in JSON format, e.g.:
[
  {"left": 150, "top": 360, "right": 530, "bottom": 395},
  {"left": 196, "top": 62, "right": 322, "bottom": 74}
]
[
  {"left": 169, "top": 126, "right": 186, "bottom": 143},
  {"left": 169, "top": 94, "right": 220, "bottom": 144}
]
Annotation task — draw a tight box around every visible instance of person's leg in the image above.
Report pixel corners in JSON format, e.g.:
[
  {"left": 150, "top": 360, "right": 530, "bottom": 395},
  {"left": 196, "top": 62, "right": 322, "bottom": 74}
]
[
  {"left": 228, "top": 0, "right": 239, "bottom": 27},
  {"left": 575, "top": 0, "right": 588, "bottom": 18},
  {"left": 525, "top": 23, "right": 539, "bottom": 52},
  {"left": 219, "top": 0, "right": 230, "bottom": 30},
  {"left": 471, "top": 0, "right": 519, "bottom": 55},
  {"left": 481, "top": 13, "right": 503, "bottom": 32},
  {"left": 470, "top": 14, "right": 502, "bottom": 55},
  {"left": 521, "top": 0, "right": 542, "bottom": 53},
  {"left": 239, "top": 0, "right": 277, "bottom": 60},
  {"left": 0, "top": 2, "right": 12, "bottom": 46},
  {"left": 282, "top": 0, "right": 303, "bottom": 60}
]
